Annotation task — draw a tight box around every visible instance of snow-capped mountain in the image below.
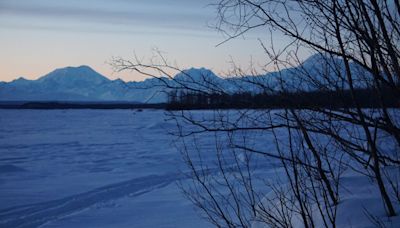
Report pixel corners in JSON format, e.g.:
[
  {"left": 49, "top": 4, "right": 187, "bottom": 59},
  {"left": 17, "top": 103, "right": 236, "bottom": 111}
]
[
  {"left": 172, "top": 67, "right": 230, "bottom": 92},
  {"left": 0, "top": 54, "right": 370, "bottom": 103},
  {"left": 0, "top": 66, "right": 168, "bottom": 103},
  {"left": 229, "top": 53, "right": 370, "bottom": 93},
  {"left": 0, "top": 66, "right": 232, "bottom": 103}
]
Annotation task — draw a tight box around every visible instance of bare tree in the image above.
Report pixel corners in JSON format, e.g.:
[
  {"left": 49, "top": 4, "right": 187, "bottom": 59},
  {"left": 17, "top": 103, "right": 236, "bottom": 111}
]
[{"left": 113, "top": 0, "right": 400, "bottom": 226}]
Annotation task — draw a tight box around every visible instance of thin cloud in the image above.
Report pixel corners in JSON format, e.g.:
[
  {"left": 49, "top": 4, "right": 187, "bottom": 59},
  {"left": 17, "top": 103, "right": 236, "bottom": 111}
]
[
  {"left": 0, "top": 0, "right": 213, "bottom": 34},
  {"left": 0, "top": 21, "right": 219, "bottom": 39}
]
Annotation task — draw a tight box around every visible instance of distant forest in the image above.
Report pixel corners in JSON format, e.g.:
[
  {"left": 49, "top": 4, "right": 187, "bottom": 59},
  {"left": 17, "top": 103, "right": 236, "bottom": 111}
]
[
  {"left": 1, "top": 88, "right": 397, "bottom": 110},
  {"left": 166, "top": 87, "right": 399, "bottom": 110}
]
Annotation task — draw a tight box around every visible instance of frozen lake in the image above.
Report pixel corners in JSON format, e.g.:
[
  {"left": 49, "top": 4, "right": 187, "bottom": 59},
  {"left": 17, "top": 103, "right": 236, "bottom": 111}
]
[
  {"left": 0, "top": 109, "right": 208, "bottom": 228},
  {"left": 1, "top": 109, "right": 398, "bottom": 228}
]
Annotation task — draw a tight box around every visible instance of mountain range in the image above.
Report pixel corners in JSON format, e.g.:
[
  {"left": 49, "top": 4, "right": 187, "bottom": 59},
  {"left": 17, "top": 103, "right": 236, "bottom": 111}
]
[
  {"left": 0, "top": 66, "right": 169, "bottom": 103},
  {"left": 0, "top": 54, "right": 369, "bottom": 103}
]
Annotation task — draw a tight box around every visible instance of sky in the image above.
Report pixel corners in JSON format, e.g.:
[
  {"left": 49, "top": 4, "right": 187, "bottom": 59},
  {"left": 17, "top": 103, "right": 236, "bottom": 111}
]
[{"left": 0, "top": 0, "right": 271, "bottom": 82}]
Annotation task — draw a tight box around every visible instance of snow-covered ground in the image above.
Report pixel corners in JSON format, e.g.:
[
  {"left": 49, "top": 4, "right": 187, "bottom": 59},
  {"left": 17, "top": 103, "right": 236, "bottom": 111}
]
[
  {"left": 0, "top": 109, "right": 399, "bottom": 228},
  {"left": 0, "top": 109, "right": 208, "bottom": 228}
]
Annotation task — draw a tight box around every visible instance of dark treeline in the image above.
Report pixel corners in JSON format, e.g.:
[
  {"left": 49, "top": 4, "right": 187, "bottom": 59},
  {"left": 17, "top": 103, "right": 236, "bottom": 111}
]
[
  {"left": 1, "top": 89, "right": 397, "bottom": 110},
  {"left": 167, "top": 87, "right": 399, "bottom": 110}
]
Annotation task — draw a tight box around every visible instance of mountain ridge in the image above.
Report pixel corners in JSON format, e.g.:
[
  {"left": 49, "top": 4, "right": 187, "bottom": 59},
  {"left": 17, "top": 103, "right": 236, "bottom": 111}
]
[{"left": 0, "top": 54, "right": 369, "bottom": 103}]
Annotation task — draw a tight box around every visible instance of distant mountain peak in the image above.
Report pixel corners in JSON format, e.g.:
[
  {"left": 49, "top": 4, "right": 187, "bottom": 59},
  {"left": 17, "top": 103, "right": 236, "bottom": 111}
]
[
  {"left": 76, "top": 65, "right": 92, "bottom": 69},
  {"left": 183, "top": 67, "right": 214, "bottom": 74},
  {"left": 38, "top": 65, "right": 110, "bottom": 85},
  {"left": 0, "top": 65, "right": 167, "bottom": 102},
  {"left": 301, "top": 53, "right": 344, "bottom": 69},
  {"left": 50, "top": 65, "right": 100, "bottom": 75},
  {"left": 10, "top": 77, "right": 32, "bottom": 86},
  {"left": 175, "top": 67, "right": 219, "bottom": 81},
  {"left": 13, "top": 77, "right": 28, "bottom": 82}
]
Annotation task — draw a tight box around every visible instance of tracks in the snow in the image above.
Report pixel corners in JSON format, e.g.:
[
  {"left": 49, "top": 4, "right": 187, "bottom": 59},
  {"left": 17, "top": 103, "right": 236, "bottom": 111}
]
[{"left": 0, "top": 174, "right": 178, "bottom": 228}]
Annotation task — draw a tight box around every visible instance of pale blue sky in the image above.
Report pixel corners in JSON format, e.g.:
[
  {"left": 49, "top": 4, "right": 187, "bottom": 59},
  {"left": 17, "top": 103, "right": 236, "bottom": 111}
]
[{"left": 0, "top": 0, "right": 275, "bottom": 82}]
